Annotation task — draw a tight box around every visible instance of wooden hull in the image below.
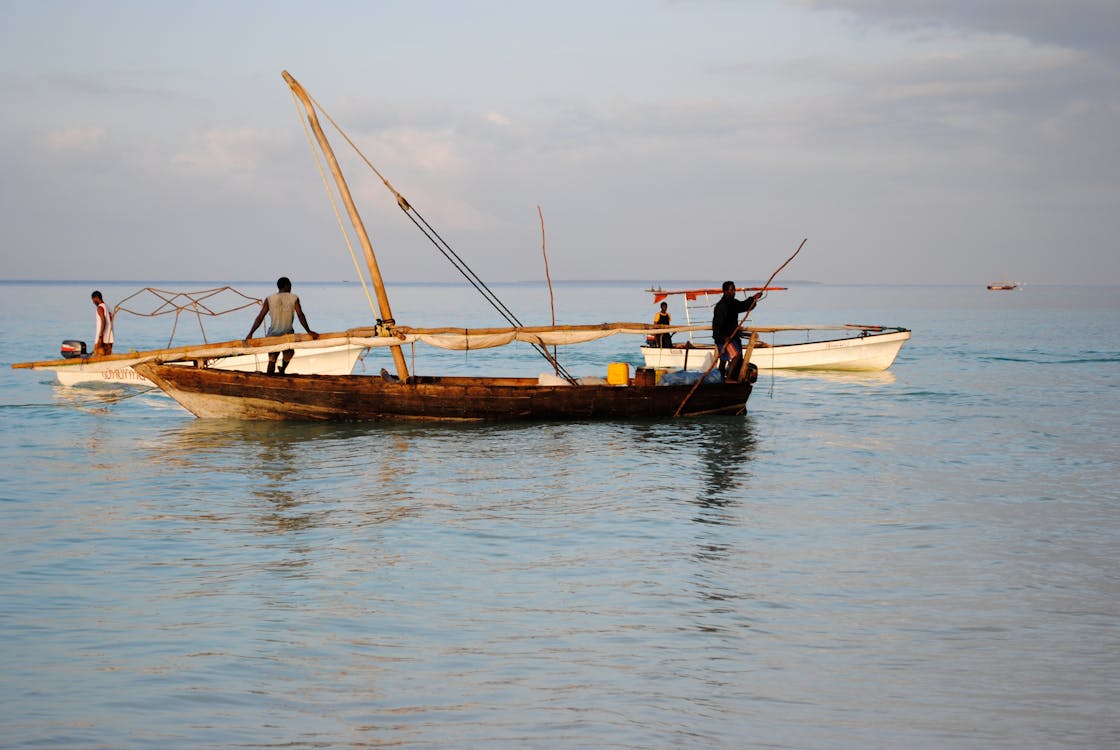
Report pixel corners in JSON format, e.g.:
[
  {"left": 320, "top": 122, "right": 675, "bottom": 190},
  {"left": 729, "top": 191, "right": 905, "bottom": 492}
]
[
  {"left": 21, "top": 344, "right": 366, "bottom": 387},
  {"left": 133, "top": 363, "right": 753, "bottom": 421},
  {"left": 641, "top": 329, "right": 910, "bottom": 372}
]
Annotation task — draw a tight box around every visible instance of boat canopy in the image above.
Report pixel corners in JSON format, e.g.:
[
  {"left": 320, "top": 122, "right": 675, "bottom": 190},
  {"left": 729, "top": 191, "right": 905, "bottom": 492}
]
[{"left": 649, "top": 286, "right": 786, "bottom": 303}]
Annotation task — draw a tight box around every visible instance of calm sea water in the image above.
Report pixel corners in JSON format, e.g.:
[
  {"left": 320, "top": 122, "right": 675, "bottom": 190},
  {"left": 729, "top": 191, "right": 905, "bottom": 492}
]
[{"left": 1, "top": 281, "right": 1117, "bottom": 749}]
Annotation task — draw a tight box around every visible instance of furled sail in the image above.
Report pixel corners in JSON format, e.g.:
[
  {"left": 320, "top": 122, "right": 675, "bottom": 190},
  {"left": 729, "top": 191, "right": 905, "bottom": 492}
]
[
  {"left": 130, "top": 322, "right": 707, "bottom": 364},
  {"left": 121, "top": 320, "right": 909, "bottom": 367}
]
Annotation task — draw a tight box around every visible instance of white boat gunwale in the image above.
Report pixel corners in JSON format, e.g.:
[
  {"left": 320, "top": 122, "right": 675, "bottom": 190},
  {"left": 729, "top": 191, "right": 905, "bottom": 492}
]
[{"left": 640, "top": 327, "right": 910, "bottom": 372}]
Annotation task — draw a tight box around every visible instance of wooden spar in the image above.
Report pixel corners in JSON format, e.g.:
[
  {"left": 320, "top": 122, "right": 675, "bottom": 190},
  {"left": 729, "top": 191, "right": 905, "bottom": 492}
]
[
  {"left": 741, "top": 331, "right": 758, "bottom": 381},
  {"left": 282, "top": 70, "right": 410, "bottom": 381},
  {"left": 759, "top": 238, "right": 807, "bottom": 295},
  {"left": 538, "top": 205, "right": 558, "bottom": 374}
]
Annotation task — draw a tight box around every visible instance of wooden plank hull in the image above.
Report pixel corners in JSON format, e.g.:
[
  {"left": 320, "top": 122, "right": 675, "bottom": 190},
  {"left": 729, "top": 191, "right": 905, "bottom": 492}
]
[
  {"left": 134, "top": 363, "right": 753, "bottom": 421},
  {"left": 641, "top": 329, "right": 910, "bottom": 372}
]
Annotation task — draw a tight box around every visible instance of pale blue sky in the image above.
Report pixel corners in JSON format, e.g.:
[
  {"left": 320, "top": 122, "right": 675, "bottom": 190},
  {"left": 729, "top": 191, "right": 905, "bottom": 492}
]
[{"left": 2, "top": 0, "right": 1117, "bottom": 284}]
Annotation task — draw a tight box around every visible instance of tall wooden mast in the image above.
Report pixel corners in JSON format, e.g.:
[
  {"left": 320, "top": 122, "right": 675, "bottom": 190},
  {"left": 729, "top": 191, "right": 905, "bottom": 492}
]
[{"left": 282, "top": 70, "right": 409, "bottom": 380}]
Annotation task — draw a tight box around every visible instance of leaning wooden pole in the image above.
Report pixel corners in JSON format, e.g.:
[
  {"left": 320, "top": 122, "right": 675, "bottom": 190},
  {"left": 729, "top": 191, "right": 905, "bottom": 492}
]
[
  {"left": 538, "top": 205, "right": 558, "bottom": 374},
  {"left": 673, "top": 238, "right": 807, "bottom": 417},
  {"left": 282, "top": 70, "right": 410, "bottom": 381}
]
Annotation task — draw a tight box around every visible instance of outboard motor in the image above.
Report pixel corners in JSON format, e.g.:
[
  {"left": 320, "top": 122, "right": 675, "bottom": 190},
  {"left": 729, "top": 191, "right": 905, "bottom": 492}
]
[{"left": 61, "top": 340, "right": 87, "bottom": 359}]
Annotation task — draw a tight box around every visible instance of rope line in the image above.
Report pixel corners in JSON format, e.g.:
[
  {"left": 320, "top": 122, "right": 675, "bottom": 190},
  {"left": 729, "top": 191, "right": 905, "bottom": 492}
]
[
  {"left": 289, "top": 90, "right": 379, "bottom": 321},
  {"left": 114, "top": 286, "right": 263, "bottom": 348},
  {"left": 304, "top": 91, "right": 575, "bottom": 382}
]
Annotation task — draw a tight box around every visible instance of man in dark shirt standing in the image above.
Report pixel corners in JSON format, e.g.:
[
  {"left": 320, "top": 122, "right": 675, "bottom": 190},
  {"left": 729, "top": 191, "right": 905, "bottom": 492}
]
[{"left": 711, "top": 281, "right": 762, "bottom": 381}]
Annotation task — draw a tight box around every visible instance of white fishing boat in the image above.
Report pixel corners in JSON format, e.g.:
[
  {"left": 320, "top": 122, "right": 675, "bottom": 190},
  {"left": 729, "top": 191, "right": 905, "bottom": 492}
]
[
  {"left": 21, "top": 341, "right": 368, "bottom": 387},
  {"left": 641, "top": 325, "right": 911, "bottom": 372},
  {"left": 639, "top": 287, "right": 909, "bottom": 372},
  {"left": 13, "top": 286, "right": 367, "bottom": 387}
]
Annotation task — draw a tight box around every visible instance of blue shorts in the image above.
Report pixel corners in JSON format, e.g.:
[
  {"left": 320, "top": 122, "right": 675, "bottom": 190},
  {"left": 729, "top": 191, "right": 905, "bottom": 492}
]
[{"left": 718, "top": 338, "right": 743, "bottom": 363}]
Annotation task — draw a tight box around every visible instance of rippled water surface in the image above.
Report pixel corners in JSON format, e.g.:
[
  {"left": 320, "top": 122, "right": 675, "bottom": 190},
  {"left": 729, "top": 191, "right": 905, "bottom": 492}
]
[{"left": 1, "top": 282, "right": 1118, "bottom": 749}]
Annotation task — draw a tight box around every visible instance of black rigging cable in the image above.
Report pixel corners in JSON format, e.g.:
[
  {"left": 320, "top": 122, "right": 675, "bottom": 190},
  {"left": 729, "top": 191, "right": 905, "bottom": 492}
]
[
  {"left": 310, "top": 95, "right": 577, "bottom": 382},
  {"left": 397, "top": 201, "right": 576, "bottom": 381}
]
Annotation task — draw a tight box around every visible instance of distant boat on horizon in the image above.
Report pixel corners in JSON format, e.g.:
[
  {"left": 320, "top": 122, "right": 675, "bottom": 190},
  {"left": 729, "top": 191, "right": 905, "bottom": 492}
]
[{"left": 987, "top": 281, "right": 1021, "bottom": 291}]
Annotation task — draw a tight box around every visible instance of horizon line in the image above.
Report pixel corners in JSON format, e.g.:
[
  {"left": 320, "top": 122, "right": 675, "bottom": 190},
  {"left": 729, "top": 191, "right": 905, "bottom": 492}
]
[{"left": 0, "top": 278, "right": 1075, "bottom": 288}]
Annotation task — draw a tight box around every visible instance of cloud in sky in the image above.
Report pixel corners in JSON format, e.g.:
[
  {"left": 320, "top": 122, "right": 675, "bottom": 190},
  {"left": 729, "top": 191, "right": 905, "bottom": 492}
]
[
  {"left": 794, "top": 0, "right": 1120, "bottom": 61},
  {"left": 171, "top": 127, "right": 273, "bottom": 178},
  {"left": 0, "top": 0, "right": 1116, "bottom": 285},
  {"left": 41, "top": 127, "right": 108, "bottom": 151}
]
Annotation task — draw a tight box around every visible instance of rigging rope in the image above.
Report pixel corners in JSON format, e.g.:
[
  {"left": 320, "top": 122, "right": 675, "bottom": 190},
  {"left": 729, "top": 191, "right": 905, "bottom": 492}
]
[
  {"left": 289, "top": 90, "right": 379, "bottom": 322},
  {"left": 304, "top": 92, "right": 575, "bottom": 382},
  {"left": 113, "top": 286, "right": 262, "bottom": 348}
]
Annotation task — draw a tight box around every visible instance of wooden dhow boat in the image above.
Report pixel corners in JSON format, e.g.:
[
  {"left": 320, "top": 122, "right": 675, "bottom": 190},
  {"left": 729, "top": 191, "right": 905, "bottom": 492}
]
[
  {"left": 12, "top": 286, "right": 366, "bottom": 387},
  {"left": 133, "top": 72, "right": 755, "bottom": 422},
  {"left": 134, "top": 362, "right": 754, "bottom": 421}
]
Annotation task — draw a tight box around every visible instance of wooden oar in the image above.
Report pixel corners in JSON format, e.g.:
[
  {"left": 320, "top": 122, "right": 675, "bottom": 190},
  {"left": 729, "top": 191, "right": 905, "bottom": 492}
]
[{"left": 673, "top": 238, "right": 807, "bottom": 417}]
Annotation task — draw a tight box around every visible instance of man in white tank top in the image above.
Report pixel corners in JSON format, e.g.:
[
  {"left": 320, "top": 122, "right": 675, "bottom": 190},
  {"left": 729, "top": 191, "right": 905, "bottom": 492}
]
[
  {"left": 91, "top": 290, "right": 114, "bottom": 355},
  {"left": 245, "top": 277, "right": 318, "bottom": 374}
]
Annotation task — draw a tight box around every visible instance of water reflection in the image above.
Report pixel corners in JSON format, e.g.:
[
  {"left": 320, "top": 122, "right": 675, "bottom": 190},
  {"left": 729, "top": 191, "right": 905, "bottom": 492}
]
[
  {"left": 251, "top": 431, "right": 317, "bottom": 538},
  {"left": 144, "top": 419, "right": 425, "bottom": 538},
  {"left": 694, "top": 417, "right": 758, "bottom": 513},
  {"left": 684, "top": 418, "right": 762, "bottom": 635},
  {"left": 51, "top": 381, "right": 155, "bottom": 412},
  {"left": 758, "top": 368, "right": 896, "bottom": 386}
]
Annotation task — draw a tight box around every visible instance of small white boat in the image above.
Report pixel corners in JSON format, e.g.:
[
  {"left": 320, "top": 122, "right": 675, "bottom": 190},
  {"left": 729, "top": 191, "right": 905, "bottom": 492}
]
[
  {"left": 640, "top": 287, "right": 908, "bottom": 372},
  {"left": 12, "top": 285, "right": 368, "bottom": 387},
  {"left": 641, "top": 326, "right": 911, "bottom": 372},
  {"left": 23, "top": 341, "right": 368, "bottom": 387}
]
